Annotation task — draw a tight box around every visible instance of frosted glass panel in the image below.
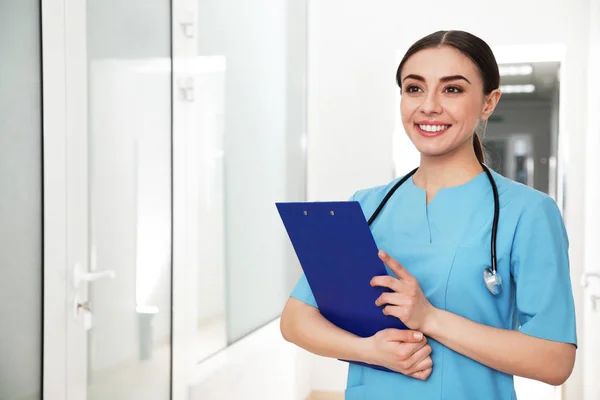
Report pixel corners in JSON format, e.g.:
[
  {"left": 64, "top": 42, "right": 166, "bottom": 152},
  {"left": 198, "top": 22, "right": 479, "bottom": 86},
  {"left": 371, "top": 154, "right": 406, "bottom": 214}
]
[
  {"left": 0, "top": 1, "right": 42, "bottom": 399},
  {"left": 196, "top": 0, "right": 307, "bottom": 344},
  {"left": 85, "top": 1, "right": 172, "bottom": 399}
]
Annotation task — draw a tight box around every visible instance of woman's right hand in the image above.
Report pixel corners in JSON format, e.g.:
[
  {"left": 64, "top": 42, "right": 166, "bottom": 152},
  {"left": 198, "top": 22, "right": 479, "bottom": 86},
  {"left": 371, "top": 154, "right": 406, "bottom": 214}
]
[
  {"left": 281, "top": 298, "right": 432, "bottom": 380},
  {"left": 361, "top": 328, "right": 433, "bottom": 380}
]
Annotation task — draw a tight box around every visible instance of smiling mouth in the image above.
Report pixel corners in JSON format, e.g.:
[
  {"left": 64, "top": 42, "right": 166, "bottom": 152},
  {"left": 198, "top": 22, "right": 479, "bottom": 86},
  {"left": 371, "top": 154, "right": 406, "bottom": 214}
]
[{"left": 415, "top": 124, "right": 451, "bottom": 136}]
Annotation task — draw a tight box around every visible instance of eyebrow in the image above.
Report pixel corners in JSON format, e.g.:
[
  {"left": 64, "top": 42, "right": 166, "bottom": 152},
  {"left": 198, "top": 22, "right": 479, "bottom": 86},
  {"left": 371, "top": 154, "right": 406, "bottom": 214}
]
[{"left": 402, "top": 74, "right": 472, "bottom": 84}]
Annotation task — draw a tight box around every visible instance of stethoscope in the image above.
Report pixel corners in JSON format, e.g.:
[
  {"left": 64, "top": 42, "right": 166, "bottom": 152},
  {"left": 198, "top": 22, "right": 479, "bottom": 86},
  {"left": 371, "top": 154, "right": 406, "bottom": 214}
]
[{"left": 366, "top": 163, "right": 503, "bottom": 295}]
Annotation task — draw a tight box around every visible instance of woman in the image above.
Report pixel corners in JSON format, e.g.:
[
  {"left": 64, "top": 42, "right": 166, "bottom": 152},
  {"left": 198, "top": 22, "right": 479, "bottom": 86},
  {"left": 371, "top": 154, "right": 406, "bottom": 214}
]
[{"left": 280, "top": 30, "right": 577, "bottom": 400}]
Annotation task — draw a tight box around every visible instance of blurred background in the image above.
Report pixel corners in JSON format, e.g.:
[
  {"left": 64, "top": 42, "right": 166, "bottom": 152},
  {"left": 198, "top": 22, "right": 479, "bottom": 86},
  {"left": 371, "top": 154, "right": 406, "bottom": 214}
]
[{"left": 1, "top": 0, "right": 599, "bottom": 399}]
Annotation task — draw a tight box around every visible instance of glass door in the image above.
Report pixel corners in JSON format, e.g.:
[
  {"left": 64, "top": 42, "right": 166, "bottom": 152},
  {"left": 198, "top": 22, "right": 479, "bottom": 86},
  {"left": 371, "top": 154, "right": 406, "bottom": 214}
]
[{"left": 43, "top": 0, "right": 174, "bottom": 398}]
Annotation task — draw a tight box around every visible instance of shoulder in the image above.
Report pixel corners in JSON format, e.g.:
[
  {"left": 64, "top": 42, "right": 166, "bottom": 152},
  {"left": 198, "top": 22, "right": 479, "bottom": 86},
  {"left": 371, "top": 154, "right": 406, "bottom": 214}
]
[
  {"left": 349, "top": 176, "right": 407, "bottom": 217},
  {"left": 351, "top": 178, "right": 400, "bottom": 203},
  {"left": 491, "top": 170, "right": 567, "bottom": 241},
  {"left": 492, "top": 170, "right": 561, "bottom": 215}
]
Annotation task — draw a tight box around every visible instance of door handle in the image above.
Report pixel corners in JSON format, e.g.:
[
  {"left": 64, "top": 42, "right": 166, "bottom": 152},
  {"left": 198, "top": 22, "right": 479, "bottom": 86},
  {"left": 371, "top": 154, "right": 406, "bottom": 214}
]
[
  {"left": 73, "top": 263, "right": 116, "bottom": 288},
  {"left": 581, "top": 272, "right": 600, "bottom": 288}
]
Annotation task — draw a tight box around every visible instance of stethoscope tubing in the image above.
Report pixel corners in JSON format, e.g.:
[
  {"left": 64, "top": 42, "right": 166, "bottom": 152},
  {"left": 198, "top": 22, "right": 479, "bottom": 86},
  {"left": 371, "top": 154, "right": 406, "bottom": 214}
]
[{"left": 367, "top": 163, "right": 501, "bottom": 295}]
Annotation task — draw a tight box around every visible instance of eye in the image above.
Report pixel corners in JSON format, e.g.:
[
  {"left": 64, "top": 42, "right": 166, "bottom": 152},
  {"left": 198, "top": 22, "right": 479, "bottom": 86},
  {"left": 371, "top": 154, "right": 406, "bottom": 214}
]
[
  {"left": 405, "top": 85, "right": 423, "bottom": 93},
  {"left": 444, "top": 85, "right": 463, "bottom": 94}
]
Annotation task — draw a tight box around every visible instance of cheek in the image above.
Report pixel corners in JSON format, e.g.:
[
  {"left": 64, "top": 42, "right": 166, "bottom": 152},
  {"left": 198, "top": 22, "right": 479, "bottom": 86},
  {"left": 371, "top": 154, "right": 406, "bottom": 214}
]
[
  {"left": 400, "top": 98, "right": 417, "bottom": 123},
  {"left": 444, "top": 100, "right": 481, "bottom": 128}
]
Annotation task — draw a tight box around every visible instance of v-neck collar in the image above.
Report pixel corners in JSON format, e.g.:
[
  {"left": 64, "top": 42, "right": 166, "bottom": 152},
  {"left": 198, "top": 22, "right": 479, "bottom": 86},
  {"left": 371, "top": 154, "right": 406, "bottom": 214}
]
[{"left": 404, "top": 171, "right": 493, "bottom": 244}]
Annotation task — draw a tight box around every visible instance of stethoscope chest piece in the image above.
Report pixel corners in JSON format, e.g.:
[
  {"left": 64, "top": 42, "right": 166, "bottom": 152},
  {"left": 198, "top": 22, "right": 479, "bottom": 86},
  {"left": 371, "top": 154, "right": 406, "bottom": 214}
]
[{"left": 483, "top": 267, "right": 502, "bottom": 295}]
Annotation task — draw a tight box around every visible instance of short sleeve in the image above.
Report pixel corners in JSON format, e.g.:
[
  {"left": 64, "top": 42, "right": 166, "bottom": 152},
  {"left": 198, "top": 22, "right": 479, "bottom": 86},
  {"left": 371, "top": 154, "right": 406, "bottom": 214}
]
[
  {"left": 511, "top": 195, "right": 577, "bottom": 346},
  {"left": 290, "top": 272, "right": 318, "bottom": 308},
  {"left": 288, "top": 191, "right": 360, "bottom": 309}
]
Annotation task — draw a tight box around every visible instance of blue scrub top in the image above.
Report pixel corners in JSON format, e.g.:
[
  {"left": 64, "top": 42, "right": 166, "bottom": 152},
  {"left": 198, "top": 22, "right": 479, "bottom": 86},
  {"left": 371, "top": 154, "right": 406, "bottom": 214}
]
[{"left": 289, "top": 169, "right": 577, "bottom": 400}]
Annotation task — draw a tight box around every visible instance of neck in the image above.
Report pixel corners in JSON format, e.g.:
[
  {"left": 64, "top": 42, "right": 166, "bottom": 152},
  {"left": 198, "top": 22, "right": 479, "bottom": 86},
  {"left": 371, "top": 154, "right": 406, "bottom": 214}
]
[{"left": 413, "top": 145, "right": 483, "bottom": 192}]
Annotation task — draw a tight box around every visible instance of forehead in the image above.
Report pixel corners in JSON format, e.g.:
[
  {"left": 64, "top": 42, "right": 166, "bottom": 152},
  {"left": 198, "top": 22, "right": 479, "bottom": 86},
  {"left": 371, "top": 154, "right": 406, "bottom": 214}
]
[{"left": 401, "top": 46, "right": 481, "bottom": 82}]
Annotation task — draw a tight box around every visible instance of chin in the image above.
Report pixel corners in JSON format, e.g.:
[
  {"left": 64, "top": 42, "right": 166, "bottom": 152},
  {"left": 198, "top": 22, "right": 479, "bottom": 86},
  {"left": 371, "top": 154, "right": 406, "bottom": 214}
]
[
  {"left": 409, "top": 134, "right": 467, "bottom": 160},
  {"left": 412, "top": 142, "right": 450, "bottom": 158},
  {"left": 418, "top": 150, "right": 448, "bottom": 158}
]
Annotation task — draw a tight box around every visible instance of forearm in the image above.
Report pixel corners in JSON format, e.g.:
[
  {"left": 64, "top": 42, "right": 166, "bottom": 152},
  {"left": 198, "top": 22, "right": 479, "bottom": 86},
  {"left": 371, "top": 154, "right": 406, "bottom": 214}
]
[
  {"left": 422, "top": 308, "right": 576, "bottom": 385},
  {"left": 280, "top": 298, "right": 368, "bottom": 363}
]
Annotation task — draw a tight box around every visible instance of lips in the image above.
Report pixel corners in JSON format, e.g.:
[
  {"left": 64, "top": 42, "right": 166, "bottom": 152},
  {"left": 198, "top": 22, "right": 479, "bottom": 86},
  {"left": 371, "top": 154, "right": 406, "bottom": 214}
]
[{"left": 415, "top": 123, "right": 451, "bottom": 137}]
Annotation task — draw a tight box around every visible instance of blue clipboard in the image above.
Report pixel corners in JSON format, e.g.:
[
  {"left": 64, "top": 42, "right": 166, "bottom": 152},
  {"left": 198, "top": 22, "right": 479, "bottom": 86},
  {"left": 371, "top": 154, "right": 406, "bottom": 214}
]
[{"left": 276, "top": 200, "right": 407, "bottom": 372}]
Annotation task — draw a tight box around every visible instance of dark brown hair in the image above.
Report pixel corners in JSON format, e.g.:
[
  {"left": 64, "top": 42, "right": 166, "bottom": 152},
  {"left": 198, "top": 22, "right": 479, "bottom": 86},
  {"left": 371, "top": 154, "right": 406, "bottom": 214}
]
[{"left": 396, "top": 30, "right": 500, "bottom": 163}]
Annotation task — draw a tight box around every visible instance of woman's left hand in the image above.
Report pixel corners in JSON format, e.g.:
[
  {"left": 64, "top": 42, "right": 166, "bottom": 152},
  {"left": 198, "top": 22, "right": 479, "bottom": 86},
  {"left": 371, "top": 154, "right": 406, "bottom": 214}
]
[{"left": 371, "top": 250, "right": 437, "bottom": 331}]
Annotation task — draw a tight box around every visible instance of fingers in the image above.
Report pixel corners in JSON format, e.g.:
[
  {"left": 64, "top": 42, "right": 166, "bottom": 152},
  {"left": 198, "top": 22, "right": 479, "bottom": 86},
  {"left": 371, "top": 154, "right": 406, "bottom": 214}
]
[
  {"left": 411, "top": 367, "right": 433, "bottom": 381},
  {"left": 405, "top": 342, "right": 432, "bottom": 371},
  {"left": 375, "top": 291, "right": 409, "bottom": 308},
  {"left": 414, "top": 357, "right": 433, "bottom": 373},
  {"left": 394, "top": 341, "right": 426, "bottom": 363},
  {"left": 378, "top": 250, "right": 414, "bottom": 281},
  {"left": 382, "top": 305, "right": 407, "bottom": 321},
  {"left": 370, "top": 275, "right": 402, "bottom": 293},
  {"left": 384, "top": 328, "right": 424, "bottom": 343},
  {"left": 370, "top": 251, "right": 415, "bottom": 291}
]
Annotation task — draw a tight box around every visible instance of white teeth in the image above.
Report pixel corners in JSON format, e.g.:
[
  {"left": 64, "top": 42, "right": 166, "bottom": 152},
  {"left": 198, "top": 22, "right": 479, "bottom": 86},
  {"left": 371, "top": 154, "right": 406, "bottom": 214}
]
[{"left": 418, "top": 124, "right": 449, "bottom": 132}]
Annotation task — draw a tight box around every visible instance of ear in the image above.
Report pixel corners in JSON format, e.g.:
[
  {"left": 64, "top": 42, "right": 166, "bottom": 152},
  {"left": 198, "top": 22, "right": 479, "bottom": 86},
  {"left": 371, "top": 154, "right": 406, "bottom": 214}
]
[{"left": 480, "top": 89, "right": 502, "bottom": 121}]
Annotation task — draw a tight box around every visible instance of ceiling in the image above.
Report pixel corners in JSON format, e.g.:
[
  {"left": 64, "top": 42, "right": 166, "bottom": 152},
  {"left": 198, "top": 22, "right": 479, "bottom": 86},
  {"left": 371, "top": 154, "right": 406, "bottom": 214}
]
[{"left": 498, "top": 61, "right": 560, "bottom": 101}]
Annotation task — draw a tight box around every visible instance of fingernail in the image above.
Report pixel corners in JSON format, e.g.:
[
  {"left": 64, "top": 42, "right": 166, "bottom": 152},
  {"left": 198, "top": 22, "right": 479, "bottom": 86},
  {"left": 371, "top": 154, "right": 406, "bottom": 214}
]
[
  {"left": 413, "top": 332, "right": 423, "bottom": 340},
  {"left": 379, "top": 250, "right": 388, "bottom": 258}
]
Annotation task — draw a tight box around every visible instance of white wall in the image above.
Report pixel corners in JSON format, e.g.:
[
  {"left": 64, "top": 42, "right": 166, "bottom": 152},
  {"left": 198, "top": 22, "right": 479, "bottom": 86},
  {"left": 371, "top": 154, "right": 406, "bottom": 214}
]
[{"left": 305, "top": 0, "right": 591, "bottom": 397}]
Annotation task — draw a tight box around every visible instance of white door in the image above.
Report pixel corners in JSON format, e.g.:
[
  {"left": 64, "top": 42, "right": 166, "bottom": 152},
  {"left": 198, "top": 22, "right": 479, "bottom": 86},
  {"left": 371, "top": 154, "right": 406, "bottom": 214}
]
[{"left": 42, "top": 0, "right": 175, "bottom": 398}]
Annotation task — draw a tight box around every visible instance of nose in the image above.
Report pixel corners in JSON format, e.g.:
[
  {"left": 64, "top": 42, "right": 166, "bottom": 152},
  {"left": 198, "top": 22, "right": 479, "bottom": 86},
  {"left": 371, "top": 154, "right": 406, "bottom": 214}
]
[{"left": 419, "top": 91, "right": 442, "bottom": 115}]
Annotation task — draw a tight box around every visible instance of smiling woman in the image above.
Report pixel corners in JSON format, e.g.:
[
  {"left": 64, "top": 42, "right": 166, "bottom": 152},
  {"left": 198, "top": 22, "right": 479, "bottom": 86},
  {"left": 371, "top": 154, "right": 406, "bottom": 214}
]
[
  {"left": 280, "top": 30, "right": 577, "bottom": 400},
  {"left": 397, "top": 39, "right": 500, "bottom": 181}
]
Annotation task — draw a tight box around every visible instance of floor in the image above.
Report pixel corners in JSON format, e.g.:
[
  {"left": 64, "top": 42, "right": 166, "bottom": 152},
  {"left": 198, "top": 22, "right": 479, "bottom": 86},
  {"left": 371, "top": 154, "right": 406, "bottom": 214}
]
[
  {"left": 307, "top": 391, "right": 343, "bottom": 400},
  {"left": 88, "top": 318, "right": 227, "bottom": 400}
]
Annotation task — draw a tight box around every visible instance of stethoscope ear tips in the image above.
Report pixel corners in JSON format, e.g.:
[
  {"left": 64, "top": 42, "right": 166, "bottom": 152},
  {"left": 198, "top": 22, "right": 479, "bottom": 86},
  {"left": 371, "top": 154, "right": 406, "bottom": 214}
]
[{"left": 483, "top": 267, "right": 503, "bottom": 296}]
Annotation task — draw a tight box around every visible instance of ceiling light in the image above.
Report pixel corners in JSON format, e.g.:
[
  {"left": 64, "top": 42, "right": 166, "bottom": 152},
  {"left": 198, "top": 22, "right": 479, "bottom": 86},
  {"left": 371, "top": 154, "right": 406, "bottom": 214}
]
[
  {"left": 499, "top": 65, "right": 533, "bottom": 76},
  {"left": 500, "top": 84, "right": 536, "bottom": 94}
]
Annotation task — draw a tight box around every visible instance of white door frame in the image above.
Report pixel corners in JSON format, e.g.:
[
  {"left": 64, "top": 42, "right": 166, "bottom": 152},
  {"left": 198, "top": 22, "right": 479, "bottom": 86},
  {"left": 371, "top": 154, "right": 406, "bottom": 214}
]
[
  {"left": 63, "top": 0, "right": 91, "bottom": 396},
  {"left": 41, "top": 0, "right": 69, "bottom": 398},
  {"left": 171, "top": 0, "right": 202, "bottom": 398}
]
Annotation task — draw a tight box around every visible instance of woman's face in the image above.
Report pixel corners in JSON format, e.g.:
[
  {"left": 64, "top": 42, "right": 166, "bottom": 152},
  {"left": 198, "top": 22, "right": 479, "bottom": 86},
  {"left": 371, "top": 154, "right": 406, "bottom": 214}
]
[{"left": 399, "top": 46, "right": 500, "bottom": 159}]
